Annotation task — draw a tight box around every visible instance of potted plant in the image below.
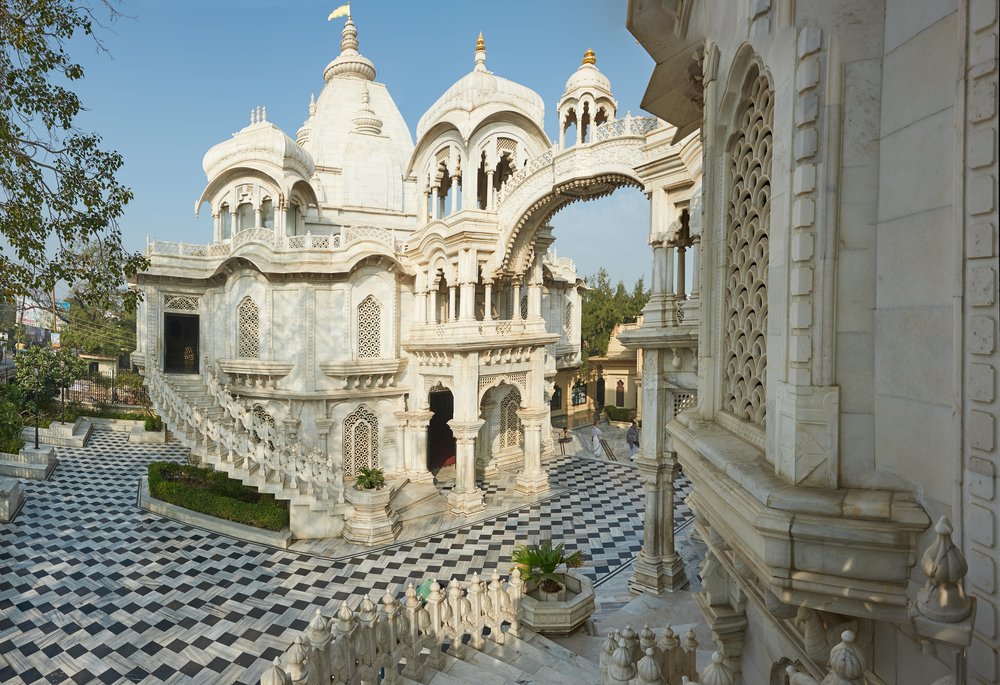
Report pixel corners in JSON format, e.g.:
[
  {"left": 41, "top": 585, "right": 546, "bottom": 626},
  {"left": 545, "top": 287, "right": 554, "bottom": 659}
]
[
  {"left": 511, "top": 539, "right": 595, "bottom": 635},
  {"left": 512, "top": 539, "right": 585, "bottom": 601},
  {"left": 355, "top": 466, "right": 385, "bottom": 490}
]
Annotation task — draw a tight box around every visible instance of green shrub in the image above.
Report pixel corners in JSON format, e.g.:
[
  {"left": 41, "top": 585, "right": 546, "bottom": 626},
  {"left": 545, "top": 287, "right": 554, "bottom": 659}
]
[
  {"left": 144, "top": 415, "right": 162, "bottom": 432},
  {"left": 147, "top": 462, "right": 288, "bottom": 531},
  {"left": 0, "top": 395, "right": 24, "bottom": 454},
  {"left": 511, "top": 539, "right": 585, "bottom": 593},
  {"left": 355, "top": 466, "right": 386, "bottom": 490},
  {"left": 603, "top": 405, "right": 633, "bottom": 422}
]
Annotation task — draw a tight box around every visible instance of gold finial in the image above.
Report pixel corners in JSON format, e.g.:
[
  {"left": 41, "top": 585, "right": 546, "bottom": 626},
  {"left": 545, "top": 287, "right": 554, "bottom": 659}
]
[
  {"left": 476, "top": 32, "right": 485, "bottom": 52},
  {"left": 582, "top": 48, "right": 596, "bottom": 65}
]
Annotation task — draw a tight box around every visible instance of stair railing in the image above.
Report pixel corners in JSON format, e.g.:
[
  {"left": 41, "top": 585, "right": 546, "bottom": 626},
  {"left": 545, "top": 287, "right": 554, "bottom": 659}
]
[
  {"left": 144, "top": 350, "right": 344, "bottom": 507},
  {"left": 261, "top": 569, "right": 524, "bottom": 685}
]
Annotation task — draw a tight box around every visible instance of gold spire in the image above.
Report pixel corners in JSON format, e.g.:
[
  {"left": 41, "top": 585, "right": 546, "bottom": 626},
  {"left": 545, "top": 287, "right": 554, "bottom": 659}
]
[
  {"left": 582, "top": 48, "right": 596, "bottom": 65},
  {"left": 476, "top": 31, "right": 485, "bottom": 52}
]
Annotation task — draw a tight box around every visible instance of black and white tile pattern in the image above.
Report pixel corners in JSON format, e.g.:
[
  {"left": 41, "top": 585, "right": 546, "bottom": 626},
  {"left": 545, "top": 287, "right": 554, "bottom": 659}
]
[{"left": 0, "top": 429, "right": 692, "bottom": 684}]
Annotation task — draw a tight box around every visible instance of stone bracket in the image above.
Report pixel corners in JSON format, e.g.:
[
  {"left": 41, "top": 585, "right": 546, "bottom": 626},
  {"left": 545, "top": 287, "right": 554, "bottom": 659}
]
[{"left": 774, "top": 382, "right": 839, "bottom": 488}]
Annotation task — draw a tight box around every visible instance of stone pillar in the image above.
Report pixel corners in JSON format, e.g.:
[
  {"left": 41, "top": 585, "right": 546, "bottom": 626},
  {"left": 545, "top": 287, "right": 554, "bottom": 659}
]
[
  {"left": 450, "top": 176, "right": 460, "bottom": 214},
  {"left": 408, "top": 411, "right": 434, "bottom": 484},
  {"left": 559, "top": 122, "right": 566, "bottom": 149},
  {"left": 676, "top": 246, "right": 687, "bottom": 301},
  {"left": 315, "top": 418, "right": 333, "bottom": 456},
  {"left": 254, "top": 207, "right": 262, "bottom": 228},
  {"left": 448, "top": 286, "right": 457, "bottom": 322},
  {"left": 484, "top": 282, "right": 494, "bottom": 321},
  {"left": 575, "top": 115, "right": 583, "bottom": 145},
  {"left": 415, "top": 290, "right": 427, "bottom": 325},
  {"left": 630, "top": 347, "right": 688, "bottom": 594},
  {"left": 515, "top": 408, "right": 550, "bottom": 494},
  {"left": 486, "top": 170, "right": 496, "bottom": 210},
  {"left": 447, "top": 420, "right": 486, "bottom": 515},
  {"left": 431, "top": 187, "right": 439, "bottom": 221},
  {"left": 690, "top": 237, "right": 700, "bottom": 299},
  {"left": 459, "top": 282, "right": 475, "bottom": 321},
  {"left": 213, "top": 212, "right": 221, "bottom": 243},
  {"left": 421, "top": 188, "right": 430, "bottom": 224},
  {"left": 512, "top": 280, "right": 522, "bottom": 321}
]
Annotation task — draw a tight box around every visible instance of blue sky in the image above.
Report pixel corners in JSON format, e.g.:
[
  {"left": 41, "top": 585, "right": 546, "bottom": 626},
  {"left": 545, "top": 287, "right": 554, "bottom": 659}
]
[{"left": 70, "top": 0, "right": 655, "bottom": 287}]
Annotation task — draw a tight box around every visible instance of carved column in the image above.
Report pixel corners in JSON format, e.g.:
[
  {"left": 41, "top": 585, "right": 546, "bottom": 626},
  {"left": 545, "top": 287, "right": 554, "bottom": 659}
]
[
  {"left": 484, "top": 282, "right": 494, "bottom": 321},
  {"left": 512, "top": 280, "right": 522, "bottom": 321},
  {"left": 448, "top": 286, "right": 457, "bottom": 322},
  {"left": 408, "top": 411, "right": 434, "bottom": 484},
  {"left": 315, "top": 418, "right": 333, "bottom": 456},
  {"left": 450, "top": 175, "right": 460, "bottom": 214},
  {"left": 431, "top": 187, "right": 439, "bottom": 221},
  {"left": 630, "top": 347, "right": 688, "bottom": 594},
  {"left": 447, "top": 420, "right": 486, "bottom": 515},
  {"left": 515, "top": 407, "right": 550, "bottom": 494},
  {"left": 486, "top": 169, "right": 496, "bottom": 210}
]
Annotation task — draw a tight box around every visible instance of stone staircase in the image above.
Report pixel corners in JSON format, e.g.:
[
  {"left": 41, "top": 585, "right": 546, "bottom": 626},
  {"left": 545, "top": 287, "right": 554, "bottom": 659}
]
[
  {"left": 397, "top": 629, "right": 604, "bottom": 685},
  {"left": 147, "top": 370, "right": 351, "bottom": 539}
]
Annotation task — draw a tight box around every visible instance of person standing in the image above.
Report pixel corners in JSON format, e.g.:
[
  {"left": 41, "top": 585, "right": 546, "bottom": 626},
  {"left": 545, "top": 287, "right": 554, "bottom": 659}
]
[
  {"left": 626, "top": 420, "right": 641, "bottom": 460},
  {"left": 591, "top": 419, "right": 603, "bottom": 457}
]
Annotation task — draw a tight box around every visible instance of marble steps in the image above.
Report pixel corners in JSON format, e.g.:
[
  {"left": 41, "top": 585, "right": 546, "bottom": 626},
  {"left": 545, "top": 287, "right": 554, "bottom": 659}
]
[
  {"left": 486, "top": 633, "right": 603, "bottom": 682},
  {"left": 152, "top": 376, "right": 345, "bottom": 524},
  {"left": 0, "top": 446, "right": 58, "bottom": 480},
  {"left": 396, "top": 630, "right": 603, "bottom": 685},
  {"left": 391, "top": 482, "right": 448, "bottom": 525}
]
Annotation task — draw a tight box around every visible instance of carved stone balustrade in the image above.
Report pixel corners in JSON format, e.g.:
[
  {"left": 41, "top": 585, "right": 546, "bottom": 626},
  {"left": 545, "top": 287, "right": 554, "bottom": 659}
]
[{"left": 217, "top": 359, "right": 294, "bottom": 390}]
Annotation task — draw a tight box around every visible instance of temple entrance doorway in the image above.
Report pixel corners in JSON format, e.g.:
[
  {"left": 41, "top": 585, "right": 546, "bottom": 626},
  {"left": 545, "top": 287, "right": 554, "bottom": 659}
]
[
  {"left": 427, "top": 389, "right": 456, "bottom": 471},
  {"left": 163, "top": 313, "right": 199, "bottom": 374}
]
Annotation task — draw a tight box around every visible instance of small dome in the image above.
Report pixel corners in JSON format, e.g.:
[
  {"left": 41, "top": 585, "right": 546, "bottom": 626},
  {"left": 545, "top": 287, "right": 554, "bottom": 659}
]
[
  {"left": 202, "top": 107, "right": 314, "bottom": 181},
  {"left": 563, "top": 49, "right": 613, "bottom": 98},
  {"left": 416, "top": 33, "right": 544, "bottom": 141}
]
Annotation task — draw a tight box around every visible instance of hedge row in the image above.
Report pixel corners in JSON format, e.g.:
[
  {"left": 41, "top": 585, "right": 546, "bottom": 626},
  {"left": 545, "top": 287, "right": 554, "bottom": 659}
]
[
  {"left": 147, "top": 462, "right": 288, "bottom": 531},
  {"left": 604, "top": 405, "right": 634, "bottom": 422}
]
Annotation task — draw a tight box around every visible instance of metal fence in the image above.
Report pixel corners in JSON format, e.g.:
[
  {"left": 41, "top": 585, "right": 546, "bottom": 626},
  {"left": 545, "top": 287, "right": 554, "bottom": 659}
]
[{"left": 64, "top": 370, "right": 149, "bottom": 408}]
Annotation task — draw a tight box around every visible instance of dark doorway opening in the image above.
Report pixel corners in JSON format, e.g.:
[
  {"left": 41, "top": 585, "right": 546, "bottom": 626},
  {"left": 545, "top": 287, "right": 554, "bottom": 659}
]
[
  {"left": 427, "top": 390, "right": 456, "bottom": 470},
  {"left": 163, "top": 313, "right": 199, "bottom": 374}
]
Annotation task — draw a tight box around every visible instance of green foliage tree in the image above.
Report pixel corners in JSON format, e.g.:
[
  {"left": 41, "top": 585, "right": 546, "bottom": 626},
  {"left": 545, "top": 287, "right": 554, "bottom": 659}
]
[
  {"left": 0, "top": 0, "right": 147, "bottom": 303},
  {"left": 15, "top": 344, "right": 56, "bottom": 447},
  {"left": 580, "top": 268, "right": 650, "bottom": 362},
  {"left": 51, "top": 346, "right": 87, "bottom": 423},
  {"left": 58, "top": 243, "right": 136, "bottom": 356},
  {"left": 0, "top": 385, "right": 24, "bottom": 454}
]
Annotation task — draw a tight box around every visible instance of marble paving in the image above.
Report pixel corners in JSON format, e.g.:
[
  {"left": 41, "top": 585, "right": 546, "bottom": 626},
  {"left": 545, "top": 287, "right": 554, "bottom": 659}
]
[{"left": 0, "top": 427, "right": 693, "bottom": 684}]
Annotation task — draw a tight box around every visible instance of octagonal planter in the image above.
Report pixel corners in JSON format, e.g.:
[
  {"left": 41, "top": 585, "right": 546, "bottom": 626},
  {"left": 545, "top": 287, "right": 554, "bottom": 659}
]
[{"left": 519, "top": 570, "right": 596, "bottom": 636}]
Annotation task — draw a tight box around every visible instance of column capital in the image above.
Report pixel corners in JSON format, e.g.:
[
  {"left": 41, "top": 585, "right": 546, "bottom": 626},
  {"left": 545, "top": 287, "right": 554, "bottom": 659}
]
[
  {"left": 448, "top": 419, "right": 484, "bottom": 442},
  {"left": 314, "top": 418, "right": 333, "bottom": 433}
]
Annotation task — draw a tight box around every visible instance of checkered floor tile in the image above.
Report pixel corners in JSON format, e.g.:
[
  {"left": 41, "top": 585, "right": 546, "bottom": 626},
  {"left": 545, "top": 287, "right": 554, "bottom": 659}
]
[{"left": 0, "top": 429, "right": 693, "bottom": 684}]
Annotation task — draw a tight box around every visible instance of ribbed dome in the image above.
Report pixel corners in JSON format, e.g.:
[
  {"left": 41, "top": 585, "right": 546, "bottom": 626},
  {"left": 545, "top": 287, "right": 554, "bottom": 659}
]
[
  {"left": 563, "top": 50, "right": 613, "bottom": 98},
  {"left": 303, "top": 20, "right": 412, "bottom": 212},
  {"left": 416, "top": 35, "right": 544, "bottom": 141},
  {"left": 202, "top": 108, "right": 314, "bottom": 181}
]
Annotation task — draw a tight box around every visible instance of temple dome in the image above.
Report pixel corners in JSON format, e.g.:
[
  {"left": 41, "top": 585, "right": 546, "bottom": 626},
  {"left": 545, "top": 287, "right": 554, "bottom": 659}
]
[
  {"left": 562, "top": 49, "right": 613, "bottom": 99},
  {"left": 416, "top": 34, "right": 545, "bottom": 142},
  {"left": 202, "top": 108, "right": 314, "bottom": 181},
  {"left": 302, "top": 19, "right": 413, "bottom": 211}
]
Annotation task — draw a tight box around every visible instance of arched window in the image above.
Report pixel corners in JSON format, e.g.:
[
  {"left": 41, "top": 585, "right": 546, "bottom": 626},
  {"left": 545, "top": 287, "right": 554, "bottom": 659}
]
[
  {"left": 237, "top": 202, "right": 254, "bottom": 232},
  {"left": 237, "top": 297, "right": 260, "bottom": 358},
  {"left": 499, "top": 387, "right": 523, "bottom": 449},
  {"left": 357, "top": 295, "right": 382, "bottom": 359},
  {"left": 220, "top": 203, "right": 232, "bottom": 240},
  {"left": 260, "top": 198, "right": 274, "bottom": 229},
  {"left": 344, "top": 405, "right": 379, "bottom": 476},
  {"left": 550, "top": 384, "right": 562, "bottom": 411},
  {"left": 723, "top": 67, "right": 772, "bottom": 429}
]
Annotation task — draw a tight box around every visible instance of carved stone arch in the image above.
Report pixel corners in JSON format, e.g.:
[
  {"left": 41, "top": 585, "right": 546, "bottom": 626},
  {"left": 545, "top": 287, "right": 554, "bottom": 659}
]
[
  {"left": 477, "top": 373, "right": 528, "bottom": 406},
  {"left": 342, "top": 404, "right": 380, "bottom": 477},
  {"left": 237, "top": 296, "right": 260, "bottom": 358}
]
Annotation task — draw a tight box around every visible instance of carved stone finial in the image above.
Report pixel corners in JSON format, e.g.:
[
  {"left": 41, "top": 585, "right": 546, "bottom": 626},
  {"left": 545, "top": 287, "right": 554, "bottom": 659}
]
[
  {"left": 261, "top": 657, "right": 291, "bottom": 685},
  {"left": 917, "top": 516, "right": 974, "bottom": 623},
  {"left": 637, "top": 647, "right": 662, "bottom": 683},
  {"left": 827, "top": 630, "right": 865, "bottom": 684},
  {"left": 700, "top": 652, "right": 736, "bottom": 685},
  {"left": 582, "top": 48, "right": 596, "bottom": 65},
  {"left": 474, "top": 31, "right": 487, "bottom": 72},
  {"left": 308, "top": 93, "right": 317, "bottom": 116}
]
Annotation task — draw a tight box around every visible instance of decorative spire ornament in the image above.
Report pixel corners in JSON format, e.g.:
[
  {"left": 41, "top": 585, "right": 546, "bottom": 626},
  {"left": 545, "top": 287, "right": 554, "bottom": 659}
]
[
  {"left": 474, "top": 31, "right": 487, "bottom": 72},
  {"left": 582, "top": 48, "right": 596, "bottom": 65}
]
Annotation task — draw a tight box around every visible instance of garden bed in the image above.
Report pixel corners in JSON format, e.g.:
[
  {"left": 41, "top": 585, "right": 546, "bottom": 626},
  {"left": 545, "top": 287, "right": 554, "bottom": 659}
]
[{"left": 146, "top": 462, "right": 288, "bottom": 531}]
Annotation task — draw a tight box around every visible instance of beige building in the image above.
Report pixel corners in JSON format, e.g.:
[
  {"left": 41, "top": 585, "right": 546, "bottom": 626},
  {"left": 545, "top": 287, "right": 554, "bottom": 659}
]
[{"left": 623, "top": 0, "right": 999, "bottom": 683}]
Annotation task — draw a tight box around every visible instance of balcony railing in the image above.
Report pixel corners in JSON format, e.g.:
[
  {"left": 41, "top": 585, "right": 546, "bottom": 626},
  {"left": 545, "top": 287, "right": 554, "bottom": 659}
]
[{"left": 147, "top": 224, "right": 397, "bottom": 258}]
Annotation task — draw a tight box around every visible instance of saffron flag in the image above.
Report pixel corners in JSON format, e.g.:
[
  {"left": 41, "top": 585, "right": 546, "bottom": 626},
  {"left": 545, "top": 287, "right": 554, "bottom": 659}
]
[{"left": 328, "top": 3, "right": 350, "bottom": 20}]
